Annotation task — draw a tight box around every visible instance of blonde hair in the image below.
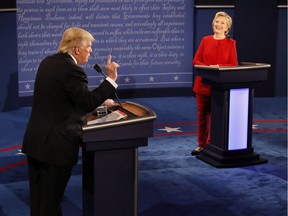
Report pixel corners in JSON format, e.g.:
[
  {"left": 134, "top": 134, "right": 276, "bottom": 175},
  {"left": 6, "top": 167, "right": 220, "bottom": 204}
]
[
  {"left": 212, "top": 11, "right": 233, "bottom": 35},
  {"left": 58, "top": 28, "right": 95, "bottom": 54}
]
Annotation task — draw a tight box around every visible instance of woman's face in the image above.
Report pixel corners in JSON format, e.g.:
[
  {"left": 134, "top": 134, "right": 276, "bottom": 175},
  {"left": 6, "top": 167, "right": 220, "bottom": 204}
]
[{"left": 213, "top": 16, "right": 229, "bottom": 36}]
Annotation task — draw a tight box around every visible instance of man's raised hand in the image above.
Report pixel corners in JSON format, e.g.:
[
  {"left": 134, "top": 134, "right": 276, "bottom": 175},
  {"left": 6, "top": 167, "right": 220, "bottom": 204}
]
[{"left": 105, "top": 54, "right": 119, "bottom": 81}]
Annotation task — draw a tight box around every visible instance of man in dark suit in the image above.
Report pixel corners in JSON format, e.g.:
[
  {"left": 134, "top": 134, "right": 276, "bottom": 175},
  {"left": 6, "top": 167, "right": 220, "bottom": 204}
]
[{"left": 21, "top": 27, "right": 119, "bottom": 216}]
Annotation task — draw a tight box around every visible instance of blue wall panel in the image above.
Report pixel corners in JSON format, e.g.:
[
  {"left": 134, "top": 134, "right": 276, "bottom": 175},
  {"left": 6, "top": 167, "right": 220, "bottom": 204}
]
[{"left": 0, "top": 12, "right": 19, "bottom": 111}]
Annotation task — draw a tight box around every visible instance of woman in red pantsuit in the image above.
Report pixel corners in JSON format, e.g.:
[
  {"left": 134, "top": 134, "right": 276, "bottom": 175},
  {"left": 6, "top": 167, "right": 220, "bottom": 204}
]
[{"left": 191, "top": 11, "right": 238, "bottom": 155}]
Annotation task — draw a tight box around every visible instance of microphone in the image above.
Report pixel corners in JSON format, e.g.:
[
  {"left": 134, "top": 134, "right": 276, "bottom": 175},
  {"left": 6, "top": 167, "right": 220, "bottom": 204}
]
[
  {"left": 93, "top": 64, "right": 105, "bottom": 77},
  {"left": 93, "top": 64, "right": 123, "bottom": 110}
]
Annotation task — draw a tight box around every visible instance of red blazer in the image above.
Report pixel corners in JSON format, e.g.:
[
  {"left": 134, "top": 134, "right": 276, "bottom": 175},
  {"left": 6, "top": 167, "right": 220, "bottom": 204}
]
[
  {"left": 192, "top": 35, "right": 238, "bottom": 96},
  {"left": 22, "top": 53, "right": 116, "bottom": 167}
]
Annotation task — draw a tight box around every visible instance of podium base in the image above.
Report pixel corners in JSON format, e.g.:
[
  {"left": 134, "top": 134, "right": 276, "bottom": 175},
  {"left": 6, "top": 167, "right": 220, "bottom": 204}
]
[{"left": 196, "top": 145, "right": 268, "bottom": 168}]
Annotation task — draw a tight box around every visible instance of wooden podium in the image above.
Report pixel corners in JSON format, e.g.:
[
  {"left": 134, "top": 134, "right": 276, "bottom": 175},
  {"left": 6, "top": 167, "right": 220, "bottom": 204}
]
[
  {"left": 194, "top": 62, "right": 271, "bottom": 168},
  {"left": 81, "top": 101, "right": 157, "bottom": 216}
]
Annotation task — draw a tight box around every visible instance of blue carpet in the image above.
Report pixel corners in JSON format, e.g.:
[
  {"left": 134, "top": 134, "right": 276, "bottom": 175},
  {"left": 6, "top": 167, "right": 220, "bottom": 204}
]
[{"left": 0, "top": 97, "right": 287, "bottom": 216}]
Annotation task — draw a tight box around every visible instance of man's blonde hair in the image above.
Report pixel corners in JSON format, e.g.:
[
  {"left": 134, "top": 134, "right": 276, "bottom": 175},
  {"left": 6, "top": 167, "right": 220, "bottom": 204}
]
[
  {"left": 212, "top": 11, "right": 233, "bottom": 35},
  {"left": 58, "top": 28, "right": 95, "bottom": 54}
]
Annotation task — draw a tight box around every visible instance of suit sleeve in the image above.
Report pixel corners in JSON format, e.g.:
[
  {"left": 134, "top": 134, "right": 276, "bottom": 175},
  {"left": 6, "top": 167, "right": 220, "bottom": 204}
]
[
  {"left": 192, "top": 38, "right": 206, "bottom": 66},
  {"left": 229, "top": 40, "right": 238, "bottom": 66},
  {"left": 65, "top": 67, "right": 116, "bottom": 113}
]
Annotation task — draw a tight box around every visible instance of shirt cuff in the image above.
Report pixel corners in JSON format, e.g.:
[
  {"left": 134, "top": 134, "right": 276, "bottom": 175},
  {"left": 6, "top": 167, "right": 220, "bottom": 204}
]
[{"left": 105, "top": 77, "right": 118, "bottom": 89}]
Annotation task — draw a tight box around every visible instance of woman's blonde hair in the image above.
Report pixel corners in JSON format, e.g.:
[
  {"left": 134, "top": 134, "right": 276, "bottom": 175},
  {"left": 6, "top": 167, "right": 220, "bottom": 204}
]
[
  {"left": 58, "top": 28, "right": 95, "bottom": 54},
  {"left": 212, "top": 11, "right": 233, "bottom": 35}
]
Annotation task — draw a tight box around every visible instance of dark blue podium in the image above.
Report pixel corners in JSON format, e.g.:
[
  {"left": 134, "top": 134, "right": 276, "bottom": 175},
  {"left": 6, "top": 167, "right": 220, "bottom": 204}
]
[
  {"left": 81, "top": 101, "right": 156, "bottom": 216},
  {"left": 194, "top": 62, "right": 271, "bottom": 168}
]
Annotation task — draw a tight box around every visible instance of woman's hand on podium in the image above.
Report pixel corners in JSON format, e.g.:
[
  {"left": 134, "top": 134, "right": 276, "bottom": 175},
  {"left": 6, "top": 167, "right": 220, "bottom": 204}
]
[{"left": 209, "top": 64, "right": 220, "bottom": 68}]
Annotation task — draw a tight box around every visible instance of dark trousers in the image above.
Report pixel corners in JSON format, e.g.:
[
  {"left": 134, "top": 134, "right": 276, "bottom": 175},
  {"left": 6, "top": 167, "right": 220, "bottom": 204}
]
[
  {"left": 195, "top": 93, "right": 211, "bottom": 148},
  {"left": 27, "top": 156, "right": 73, "bottom": 216}
]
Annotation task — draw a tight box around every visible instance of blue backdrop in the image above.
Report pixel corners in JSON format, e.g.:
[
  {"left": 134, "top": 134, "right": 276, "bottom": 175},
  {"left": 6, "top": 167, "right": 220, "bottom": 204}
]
[{"left": 17, "top": 0, "right": 194, "bottom": 97}]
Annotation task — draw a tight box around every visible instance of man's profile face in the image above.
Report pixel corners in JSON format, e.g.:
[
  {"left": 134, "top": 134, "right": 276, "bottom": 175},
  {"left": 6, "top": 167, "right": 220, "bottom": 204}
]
[{"left": 74, "top": 40, "right": 93, "bottom": 65}]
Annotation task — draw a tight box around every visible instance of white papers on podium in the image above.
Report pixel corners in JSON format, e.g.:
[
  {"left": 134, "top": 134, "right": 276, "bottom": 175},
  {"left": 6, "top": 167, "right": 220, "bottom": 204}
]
[{"left": 87, "top": 110, "right": 128, "bottom": 125}]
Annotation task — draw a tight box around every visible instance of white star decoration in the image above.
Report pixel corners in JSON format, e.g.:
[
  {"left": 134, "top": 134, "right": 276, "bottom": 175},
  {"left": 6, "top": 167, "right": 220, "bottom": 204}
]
[
  {"left": 149, "top": 76, "right": 155, "bottom": 82},
  {"left": 158, "top": 127, "right": 182, "bottom": 133},
  {"left": 25, "top": 83, "right": 31, "bottom": 90},
  {"left": 174, "top": 75, "right": 179, "bottom": 81},
  {"left": 125, "top": 77, "right": 130, "bottom": 83},
  {"left": 16, "top": 149, "right": 25, "bottom": 155}
]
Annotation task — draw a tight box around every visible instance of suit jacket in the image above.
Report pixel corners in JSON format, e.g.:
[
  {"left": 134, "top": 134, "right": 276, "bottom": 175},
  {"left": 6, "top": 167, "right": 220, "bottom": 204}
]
[
  {"left": 192, "top": 35, "right": 238, "bottom": 96},
  {"left": 22, "top": 53, "right": 116, "bottom": 167}
]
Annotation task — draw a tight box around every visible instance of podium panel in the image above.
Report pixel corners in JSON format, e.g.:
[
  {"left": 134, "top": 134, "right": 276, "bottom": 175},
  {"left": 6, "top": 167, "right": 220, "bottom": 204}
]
[
  {"left": 81, "top": 101, "right": 157, "bottom": 216},
  {"left": 194, "top": 63, "right": 270, "bottom": 168},
  {"left": 228, "top": 88, "right": 249, "bottom": 150}
]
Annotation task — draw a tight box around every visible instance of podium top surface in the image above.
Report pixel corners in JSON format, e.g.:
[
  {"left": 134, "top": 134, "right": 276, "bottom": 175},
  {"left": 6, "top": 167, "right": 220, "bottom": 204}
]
[
  {"left": 82, "top": 101, "right": 157, "bottom": 132},
  {"left": 194, "top": 62, "right": 271, "bottom": 71},
  {"left": 194, "top": 62, "right": 270, "bottom": 85}
]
